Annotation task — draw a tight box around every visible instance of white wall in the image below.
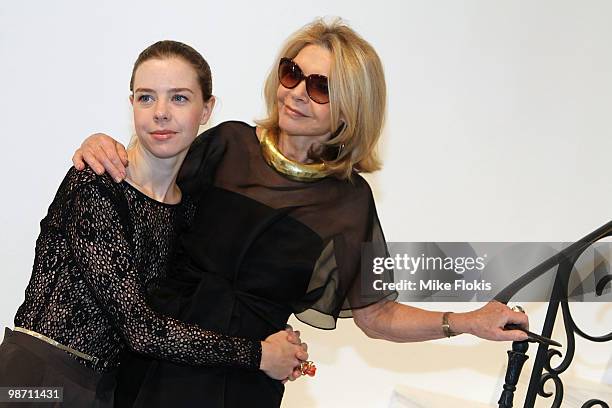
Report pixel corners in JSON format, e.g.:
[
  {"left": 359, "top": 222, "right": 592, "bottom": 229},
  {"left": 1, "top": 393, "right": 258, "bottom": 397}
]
[{"left": 1, "top": 1, "right": 611, "bottom": 406}]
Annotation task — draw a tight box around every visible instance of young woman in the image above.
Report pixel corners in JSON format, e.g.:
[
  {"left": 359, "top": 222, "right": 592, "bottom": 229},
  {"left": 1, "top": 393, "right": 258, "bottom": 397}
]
[
  {"left": 0, "top": 40, "right": 306, "bottom": 407},
  {"left": 73, "top": 19, "right": 530, "bottom": 408}
]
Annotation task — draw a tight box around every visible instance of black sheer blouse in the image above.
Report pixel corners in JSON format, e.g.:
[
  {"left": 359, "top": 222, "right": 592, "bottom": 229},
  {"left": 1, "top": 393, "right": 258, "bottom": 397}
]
[{"left": 178, "top": 121, "right": 397, "bottom": 330}]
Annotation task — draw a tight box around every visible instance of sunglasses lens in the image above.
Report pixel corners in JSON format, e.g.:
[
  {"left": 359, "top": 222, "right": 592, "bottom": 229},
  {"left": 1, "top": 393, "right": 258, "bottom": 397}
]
[
  {"left": 278, "top": 58, "right": 330, "bottom": 104},
  {"left": 279, "top": 59, "right": 301, "bottom": 89},
  {"left": 307, "top": 75, "right": 329, "bottom": 104}
]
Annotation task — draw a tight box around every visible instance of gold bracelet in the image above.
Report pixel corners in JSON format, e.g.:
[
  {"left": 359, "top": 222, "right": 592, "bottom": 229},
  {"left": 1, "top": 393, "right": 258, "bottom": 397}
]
[{"left": 442, "top": 312, "right": 457, "bottom": 337}]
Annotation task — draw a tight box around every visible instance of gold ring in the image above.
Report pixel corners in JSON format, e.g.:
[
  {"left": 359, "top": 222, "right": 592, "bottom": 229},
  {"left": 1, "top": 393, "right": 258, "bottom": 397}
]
[{"left": 511, "top": 305, "right": 525, "bottom": 313}]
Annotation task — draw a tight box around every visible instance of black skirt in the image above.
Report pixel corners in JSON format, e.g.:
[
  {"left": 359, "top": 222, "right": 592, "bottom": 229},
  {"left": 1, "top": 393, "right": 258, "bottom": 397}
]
[{"left": 0, "top": 328, "right": 116, "bottom": 407}]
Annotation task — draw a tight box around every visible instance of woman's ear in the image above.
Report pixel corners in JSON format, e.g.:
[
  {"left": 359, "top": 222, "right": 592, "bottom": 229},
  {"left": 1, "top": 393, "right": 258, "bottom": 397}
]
[{"left": 200, "top": 96, "right": 216, "bottom": 125}]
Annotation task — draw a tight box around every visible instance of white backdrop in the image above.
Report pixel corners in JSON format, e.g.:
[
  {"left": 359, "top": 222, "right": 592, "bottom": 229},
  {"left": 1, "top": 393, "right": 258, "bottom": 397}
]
[{"left": 1, "top": 1, "right": 611, "bottom": 407}]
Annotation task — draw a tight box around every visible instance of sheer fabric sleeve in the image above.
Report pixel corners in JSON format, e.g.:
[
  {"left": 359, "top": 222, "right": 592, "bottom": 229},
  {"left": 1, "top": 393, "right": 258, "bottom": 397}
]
[
  {"left": 177, "top": 125, "right": 227, "bottom": 199},
  {"left": 294, "top": 176, "right": 397, "bottom": 329},
  {"left": 65, "top": 180, "right": 261, "bottom": 369}
]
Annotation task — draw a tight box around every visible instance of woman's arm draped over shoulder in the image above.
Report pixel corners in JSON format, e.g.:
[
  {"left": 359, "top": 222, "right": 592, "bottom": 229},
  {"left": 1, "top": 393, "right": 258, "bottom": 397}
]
[{"left": 71, "top": 125, "right": 226, "bottom": 189}]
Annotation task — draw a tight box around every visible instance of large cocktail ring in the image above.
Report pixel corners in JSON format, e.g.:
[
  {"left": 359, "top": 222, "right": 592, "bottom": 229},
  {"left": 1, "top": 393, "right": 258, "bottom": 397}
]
[{"left": 299, "top": 360, "right": 316, "bottom": 377}]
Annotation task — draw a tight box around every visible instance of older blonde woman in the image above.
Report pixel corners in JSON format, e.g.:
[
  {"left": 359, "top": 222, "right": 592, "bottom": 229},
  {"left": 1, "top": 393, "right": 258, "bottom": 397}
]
[{"left": 73, "top": 19, "right": 529, "bottom": 408}]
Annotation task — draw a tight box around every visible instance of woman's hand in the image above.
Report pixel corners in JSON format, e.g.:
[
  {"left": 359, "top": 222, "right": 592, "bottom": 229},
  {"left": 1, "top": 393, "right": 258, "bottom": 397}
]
[
  {"left": 451, "top": 301, "right": 529, "bottom": 342},
  {"left": 72, "top": 133, "right": 128, "bottom": 182},
  {"left": 282, "top": 330, "right": 308, "bottom": 384},
  {"left": 260, "top": 328, "right": 309, "bottom": 381}
]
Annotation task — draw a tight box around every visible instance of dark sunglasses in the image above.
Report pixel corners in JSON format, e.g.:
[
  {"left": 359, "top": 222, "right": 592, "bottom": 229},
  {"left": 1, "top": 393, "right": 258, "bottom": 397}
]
[{"left": 278, "top": 57, "right": 329, "bottom": 104}]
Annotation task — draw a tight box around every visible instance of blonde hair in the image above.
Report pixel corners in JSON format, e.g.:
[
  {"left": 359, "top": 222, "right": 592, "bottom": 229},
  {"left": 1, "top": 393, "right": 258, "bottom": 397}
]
[{"left": 256, "top": 17, "right": 387, "bottom": 180}]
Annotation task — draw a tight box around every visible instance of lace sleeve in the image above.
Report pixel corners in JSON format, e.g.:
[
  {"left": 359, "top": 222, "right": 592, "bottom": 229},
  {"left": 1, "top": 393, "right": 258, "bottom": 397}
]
[{"left": 65, "top": 180, "right": 261, "bottom": 369}]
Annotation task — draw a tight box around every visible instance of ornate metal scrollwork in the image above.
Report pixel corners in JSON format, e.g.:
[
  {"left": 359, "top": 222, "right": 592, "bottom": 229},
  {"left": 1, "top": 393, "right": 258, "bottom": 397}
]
[
  {"left": 595, "top": 274, "right": 612, "bottom": 297},
  {"left": 537, "top": 372, "right": 563, "bottom": 407},
  {"left": 497, "top": 221, "right": 612, "bottom": 407},
  {"left": 581, "top": 399, "right": 610, "bottom": 408},
  {"left": 533, "top": 275, "right": 611, "bottom": 407}
]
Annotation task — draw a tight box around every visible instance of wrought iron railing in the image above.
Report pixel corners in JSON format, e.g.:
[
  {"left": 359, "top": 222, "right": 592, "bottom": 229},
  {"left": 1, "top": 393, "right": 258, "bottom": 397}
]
[{"left": 496, "top": 221, "right": 612, "bottom": 408}]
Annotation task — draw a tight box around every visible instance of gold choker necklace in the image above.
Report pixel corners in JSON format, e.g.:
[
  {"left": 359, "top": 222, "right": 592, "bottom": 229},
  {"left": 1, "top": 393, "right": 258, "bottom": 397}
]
[{"left": 260, "top": 129, "right": 332, "bottom": 182}]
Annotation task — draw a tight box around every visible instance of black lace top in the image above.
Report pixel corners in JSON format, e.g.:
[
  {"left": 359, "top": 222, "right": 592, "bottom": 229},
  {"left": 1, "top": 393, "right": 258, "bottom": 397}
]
[{"left": 14, "top": 166, "right": 262, "bottom": 372}]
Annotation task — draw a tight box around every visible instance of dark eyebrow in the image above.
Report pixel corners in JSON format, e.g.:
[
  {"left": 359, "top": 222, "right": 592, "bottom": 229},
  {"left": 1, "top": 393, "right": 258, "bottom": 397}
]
[
  {"left": 134, "top": 88, "right": 195, "bottom": 94},
  {"left": 169, "top": 88, "right": 195, "bottom": 94}
]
